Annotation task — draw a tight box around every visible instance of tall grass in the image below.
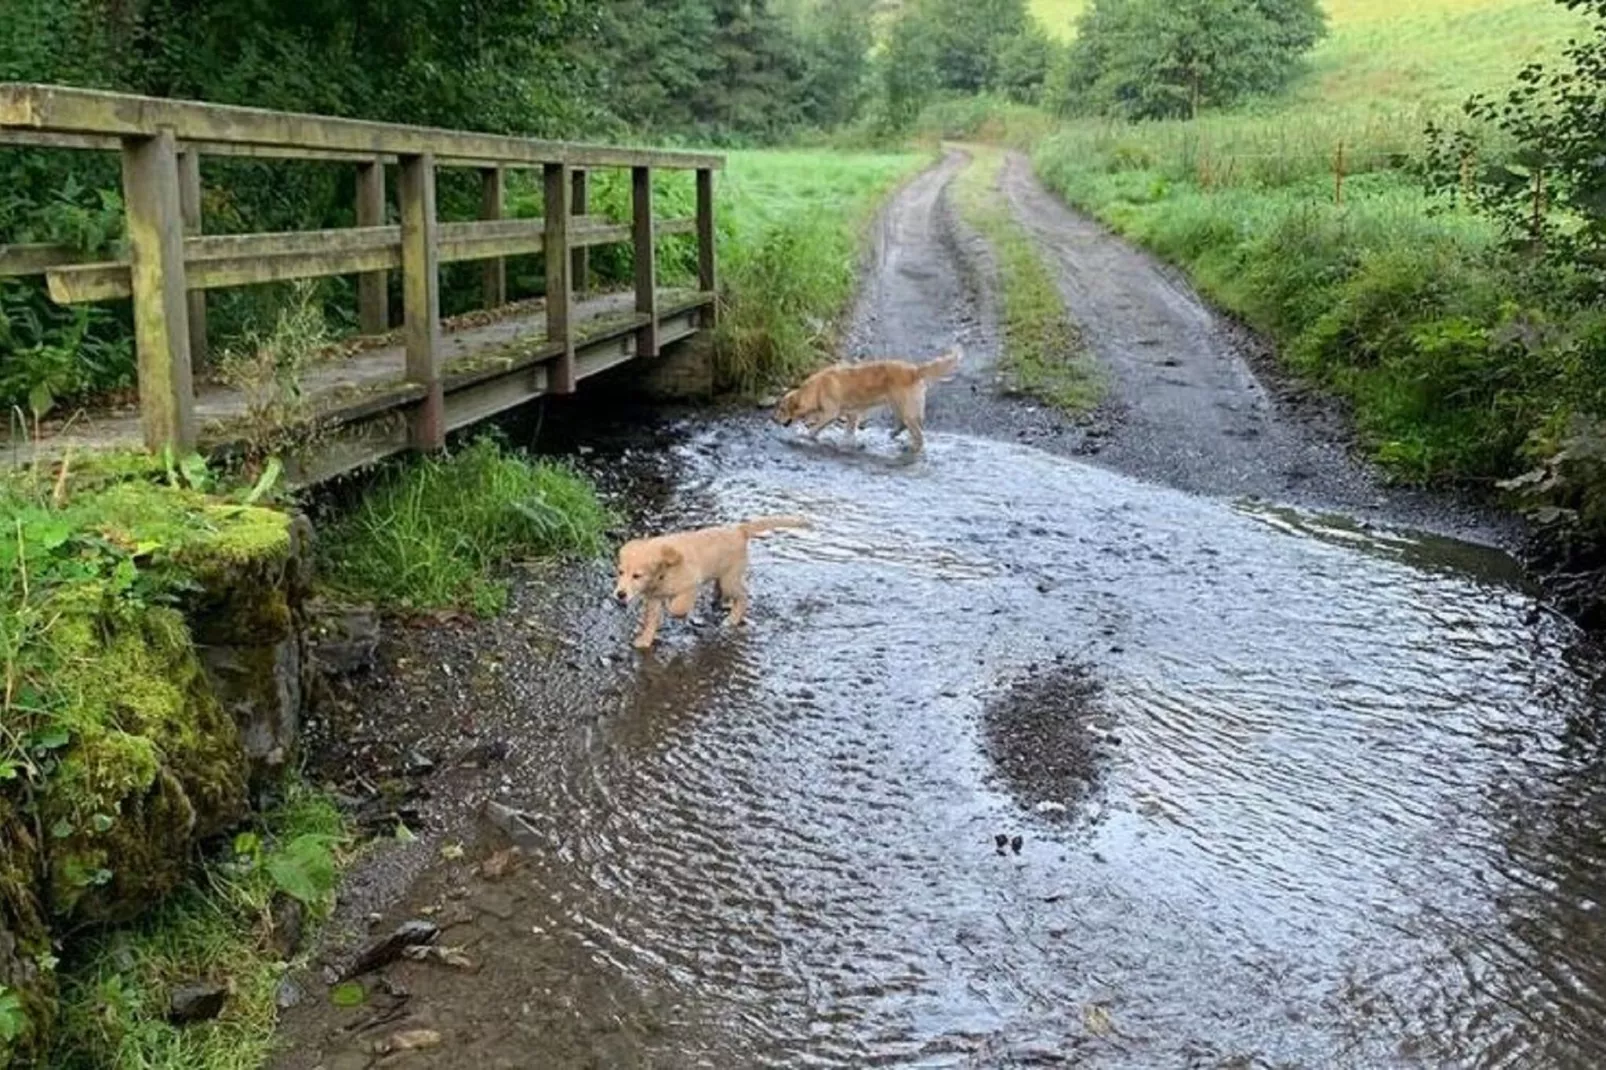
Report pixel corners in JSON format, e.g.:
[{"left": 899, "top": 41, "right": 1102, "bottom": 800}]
[
  {"left": 318, "top": 437, "right": 611, "bottom": 614},
  {"left": 712, "top": 149, "right": 929, "bottom": 392}
]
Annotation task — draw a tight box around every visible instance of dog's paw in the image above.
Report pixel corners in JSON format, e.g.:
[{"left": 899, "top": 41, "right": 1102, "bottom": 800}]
[{"left": 632, "top": 636, "right": 656, "bottom": 651}]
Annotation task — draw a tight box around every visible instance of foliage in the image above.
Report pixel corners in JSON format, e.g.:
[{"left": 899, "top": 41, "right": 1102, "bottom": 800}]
[
  {"left": 1056, "top": 0, "right": 1327, "bottom": 119},
  {"left": 1425, "top": 0, "right": 1606, "bottom": 296},
  {"left": 952, "top": 146, "right": 1101, "bottom": 412},
  {"left": 50, "top": 789, "right": 347, "bottom": 1070},
  {"left": 877, "top": 0, "right": 1050, "bottom": 125},
  {"left": 317, "top": 437, "right": 611, "bottom": 614},
  {"left": 710, "top": 149, "right": 928, "bottom": 393},
  {"left": 213, "top": 282, "right": 330, "bottom": 463}
]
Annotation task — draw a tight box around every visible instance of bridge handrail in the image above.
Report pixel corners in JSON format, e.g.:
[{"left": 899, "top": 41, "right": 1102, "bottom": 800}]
[{"left": 0, "top": 84, "right": 723, "bottom": 454}]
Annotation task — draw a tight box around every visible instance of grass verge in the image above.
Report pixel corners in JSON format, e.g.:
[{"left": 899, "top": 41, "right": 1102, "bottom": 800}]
[
  {"left": 711, "top": 149, "right": 930, "bottom": 393},
  {"left": 951, "top": 144, "right": 1101, "bottom": 414},
  {"left": 317, "top": 436, "right": 611, "bottom": 614},
  {"left": 51, "top": 789, "right": 347, "bottom": 1070}
]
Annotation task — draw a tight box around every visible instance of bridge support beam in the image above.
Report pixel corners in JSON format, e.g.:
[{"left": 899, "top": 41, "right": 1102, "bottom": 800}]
[
  {"left": 479, "top": 165, "right": 506, "bottom": 309},
  {"left": 544, "top": 162, "right": 575, "bottom": 393},
  {"left": 122, "top": 128, "right": 196, "bottom": 453},
  {"left": 399, "top": 152, "right": 444, "bottom": 449},
  {"left": 696, "top": 167, "right": 717, "bottom": 327},
  {"left": 356, "top": 158, "right": 389, "bottom": 333},
  {"left": 177, "top": 148, "right": 208, "bottom": 367},
  {"left": 633, "top": 165, "right": 659, "bottom": 358},
  {"left": 571, "top": 168, "right": 590, "bottom": 296}
]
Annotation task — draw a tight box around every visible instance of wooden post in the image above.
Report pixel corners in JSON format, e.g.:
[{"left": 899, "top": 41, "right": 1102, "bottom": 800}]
[
  {"left": 176, "top": 148, "right": 207, "bottom": 367},
  {"left": 570, "top": 169, "right": 589, "bottom": 296},
  {"left": 544, "top": 162, "right": 575, "bottom": 394},
  {"left": 480, "top": 166, "right": 506, "bottom": 308},
  {"left": 356, "top": 158, "right": 389, "bottom": 333},
  {"left": 121, "top": 129, "right": 196, "bottom": 452},
  {"left": 398, "top": 153, "right": 444, "bottom": 449},
  {"left": 632, "top": 165, "right": 659, "bottom": 358},
  {"left": 696, "top": 167, "right": 717, "bottom": 326}
]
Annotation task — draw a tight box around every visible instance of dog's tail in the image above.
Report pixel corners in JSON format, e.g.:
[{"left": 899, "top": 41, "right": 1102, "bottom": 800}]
[
  {"left": 739, "top": 515, "right": 811, "bottom": 538},
  {"left": 920, "top": 346, "right": 963, "bottom": 381}
]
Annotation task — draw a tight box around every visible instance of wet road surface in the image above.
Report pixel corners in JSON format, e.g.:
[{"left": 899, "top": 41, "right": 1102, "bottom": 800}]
[{"left": 276, "top": 156, "right": 1606, "bottom": 1069}]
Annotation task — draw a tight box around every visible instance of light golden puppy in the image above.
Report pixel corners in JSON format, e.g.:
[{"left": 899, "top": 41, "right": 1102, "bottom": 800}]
[
  {"left": 773, "top": 347, "right": 962, "bottom": 453},
  {"left": 612, "top": 516, "right": 809, "bottom": 649}
]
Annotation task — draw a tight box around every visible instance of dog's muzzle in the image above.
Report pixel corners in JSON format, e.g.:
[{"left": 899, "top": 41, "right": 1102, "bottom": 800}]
[{"left": 613, "top": 589, "right": 630, "bottom": 604}]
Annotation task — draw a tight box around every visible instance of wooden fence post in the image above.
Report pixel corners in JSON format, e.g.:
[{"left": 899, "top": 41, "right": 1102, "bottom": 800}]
[
  {"left": 544, "top": 162, "right": 575, "bottom": 393},
  {"left": 632, "top": 165, "right": 659, "bottom": 358},
  {"left": 696, "top": 167, "right": 717, "bottom": 326},
  {"left": 176, "top": 148, "right": 208, "bottom": 367},
  {"left": 356, "top": 158, "right": 389, "bottom": 333},
  {"left": 122, "top": 129, "right": 196, "bottom": 452},
  {"left": 398, "top": 152, "right": 444, "bottom": 449},
  {"left": 570, "top": 169, "right": 589, "bottom": 296},
  {"left": 480, "top": 165, "right": 506, "bottom": 308}
]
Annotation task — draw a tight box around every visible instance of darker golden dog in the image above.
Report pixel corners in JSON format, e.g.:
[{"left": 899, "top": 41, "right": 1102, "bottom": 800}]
[{"left": 773, "top": 347, "right": 962, "bottom": 454}]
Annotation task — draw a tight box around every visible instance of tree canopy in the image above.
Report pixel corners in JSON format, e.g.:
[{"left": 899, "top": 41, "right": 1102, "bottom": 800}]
[{"left": 1054, "top": 0, "right": 1327, "bottom": 119}]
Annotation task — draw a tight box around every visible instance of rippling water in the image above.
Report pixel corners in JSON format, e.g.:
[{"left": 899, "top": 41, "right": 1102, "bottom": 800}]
[{"left": 385, "top": 419, "right": 1606, "bottom": 1068}]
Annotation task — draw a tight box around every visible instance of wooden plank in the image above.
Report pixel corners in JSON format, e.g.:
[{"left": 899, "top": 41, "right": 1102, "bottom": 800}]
[
  {"left": 177, "top": 149, "right": 207, "bottom": 365},
  {"left": 543, "top": 163, "right": 574, "bottom": 394},
  {"left": 0, "top": 128, "right": 119, "bottom": 152},
  {"left": 632, "top": 165, "right": 659, "bottom": 357},
  {"left": 657, "top": 218, "right": 697, "bottom": 236},
  {"left": 399, "top": 153, "right": 444, "bottom": 449},
  {"left": 696, "top": 168, "right": 717, "bottom": 327},
  {"left": 571, "top": 169, "right": 589, "bottom": 296},
  {"left": 47, "top": 227, "right": 403, "bottom": 302},
  {"left": 121, "top": 129, "right": 195, "bottom": 452},
  {"left": 480, "top": 166, "right": 505, "bottom": 308},
  {"left": 0, "top": 242, "right": 88, "bottom": 276},
  {"left": 41, "top": 218, "right": 650, "bottom": 302},
  {"left": 356, "top": 159, "right": 388, "bottom": 333},
  {"left": 0, "top": 83, "right": 726, "bottom": 171}
]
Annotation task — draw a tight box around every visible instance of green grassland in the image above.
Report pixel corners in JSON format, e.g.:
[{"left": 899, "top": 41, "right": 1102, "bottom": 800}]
[{"left": 948, "top": 0, "right": 1599, "bottom": 487}]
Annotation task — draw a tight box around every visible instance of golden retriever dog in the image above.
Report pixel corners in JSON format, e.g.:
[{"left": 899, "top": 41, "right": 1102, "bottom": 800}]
[
  {"left": 613, "top": 516, "right": 809, "bottom": 649},
  {"left": 773, "top": 346, "right": 962, "bottom": 454}
]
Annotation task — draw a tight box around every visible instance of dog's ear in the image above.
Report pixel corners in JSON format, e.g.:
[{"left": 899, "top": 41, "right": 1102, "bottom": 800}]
[{"left": 655, "top": 546, "right": 684, "bottom": 572}]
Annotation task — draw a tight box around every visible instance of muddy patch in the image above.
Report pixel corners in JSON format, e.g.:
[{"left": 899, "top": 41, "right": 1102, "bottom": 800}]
[{"left": 983, "top": 660, "right": 1112, "bottom": 826}]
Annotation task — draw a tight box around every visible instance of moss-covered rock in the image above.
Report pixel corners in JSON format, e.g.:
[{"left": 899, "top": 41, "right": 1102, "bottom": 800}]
[{"left": 0, "top": 800, "right": 52, "bottom": 1069}]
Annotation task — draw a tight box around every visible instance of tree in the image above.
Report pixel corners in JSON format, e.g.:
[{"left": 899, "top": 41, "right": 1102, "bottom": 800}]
[
  {"left": 796, "top": 0, "right": 874, "bottom": 128},
  {"left": 1056, "top": 0, "right": 1326, "bottom": 119},
  {"left": 1426, "top": 0, "right": 1606, "bottom": 295},
  {"left": 877, "top": 0, "right": 1036, "bottom": 119}
]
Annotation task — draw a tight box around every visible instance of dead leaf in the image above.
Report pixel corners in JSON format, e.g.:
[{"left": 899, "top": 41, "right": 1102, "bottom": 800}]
[
  {"left": 385, "top": 1028, "right": 442, "bottom": 1052},
  {"left": 1083, "top": 1003, "right": 1114, "bottom": 1037},
  {"left": 479, "top": 847, "right": 521, "bottom": 880}
]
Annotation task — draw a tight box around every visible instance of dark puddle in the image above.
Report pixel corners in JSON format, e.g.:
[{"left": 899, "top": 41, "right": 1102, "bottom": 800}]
[{"left": 982, "top": 660, "right": 1112, "bottom": 828}]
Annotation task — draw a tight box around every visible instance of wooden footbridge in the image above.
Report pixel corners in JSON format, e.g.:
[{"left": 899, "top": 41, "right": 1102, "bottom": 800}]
[{"left": 0, "top": 84, "right": 723, "bottom": 482}]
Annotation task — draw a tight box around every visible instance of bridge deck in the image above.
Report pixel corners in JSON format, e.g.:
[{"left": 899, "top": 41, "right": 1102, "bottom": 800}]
[{"left": 8, "top": 287, "right": 712, "bottom": 482}]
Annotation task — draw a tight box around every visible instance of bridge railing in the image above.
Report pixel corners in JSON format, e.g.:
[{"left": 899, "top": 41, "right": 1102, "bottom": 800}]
[{"left": 0, "top": 84, "right": 724, "bottom": 453}]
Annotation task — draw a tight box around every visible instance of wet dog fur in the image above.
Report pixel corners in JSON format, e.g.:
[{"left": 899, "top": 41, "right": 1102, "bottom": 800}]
[
  {"left": 773, "top": 347, "right": 962, "bottom": 453},
  {"left": 613, "top": 516, "right": 809, "bottom": 649}
]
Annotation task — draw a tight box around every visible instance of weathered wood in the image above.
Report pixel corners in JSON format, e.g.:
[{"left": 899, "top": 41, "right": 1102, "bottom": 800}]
[
  {"left": 177, "top": 148, "right": 208, "bottom": 365},
  {"left": 543, "top": 162, "right": 575, "bottom": 394},
  {"left": 632, "top": 165, "right": 659, "bottom": 358},
  {"left": 42, "top": 217, "right": 652, "bottom": 302},
  {"left": 480, "top": 166, "right": 506, "bottom": 309},
  {"left": 571, "top": 169, "right": 589, "bottom": 295},
  {"left": 0, "top": 83, "right": 725, "bottom": 171},
  {"left": 399, "top": 153, "right": 444, "bottom": 449},
  {"left": 0, "top": 243, "right": 87, "bottom": 276},
  {"left": 657, "top": 218, "right": 697, "bottom": 236},
  {"left": 696, "top": 168, "right": 717, "bottom": 326},
  {"left": 356, "top": 160, "right": 389, "bottom": 333},
  {"left": 121, "top": 129, "right": 195, "bottom": 452}
]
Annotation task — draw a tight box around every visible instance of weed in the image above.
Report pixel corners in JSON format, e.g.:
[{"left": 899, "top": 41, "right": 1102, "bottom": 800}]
[
  {"left": 317, "top": 436, "right": 611, "bottom": 613},
  {"left": 952, "top": 145, "right": 1101, "bottom": 414},
  {"left": 214, "top": 282, "right": 331, "bottom": 463},
  {"left": 49, "top": 788, "right": 348, "bottom": 1070}
]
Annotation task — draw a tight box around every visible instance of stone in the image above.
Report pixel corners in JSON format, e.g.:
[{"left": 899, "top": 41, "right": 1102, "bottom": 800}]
[
  {"left": 270, "top": 893, "right": 305, "bottom": 960},
  {"left": 307, "top": 600, "right": 381, "bottom": 677},
  {"left": 342, "top": 920, "right": 439, "bottom": 980},
  {"left": 478, "top": 847, "right": 521, "bottom": 881},
  {"left": 276, "top": 977, "right": 305, "bottom": 1010},
  {"left": 168, "top": 980, "right": 228, "bottom": 1024},
  {"left": 472, "top": 889, "right": 518, "bottom": 921},
  {"left": 483, "top": 801, "right": 542, "bottom": 849}
]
